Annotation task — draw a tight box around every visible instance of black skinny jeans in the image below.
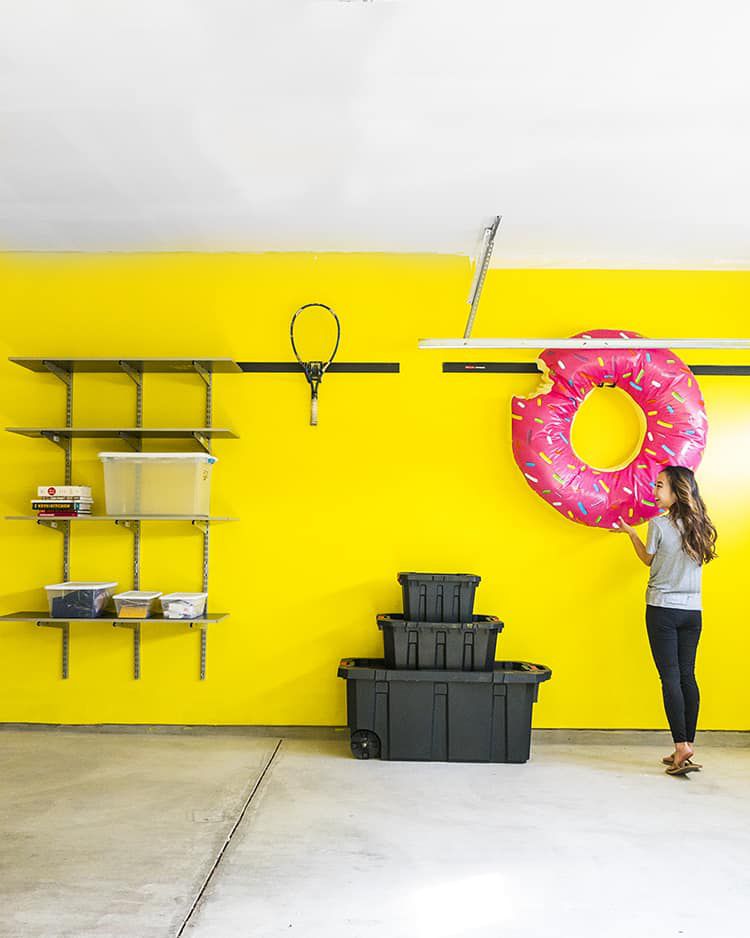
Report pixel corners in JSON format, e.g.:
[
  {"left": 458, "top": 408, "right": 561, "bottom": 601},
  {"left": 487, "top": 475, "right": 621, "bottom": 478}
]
[{"left": 646, "top": 604, "right": 702, "bottom": 744}]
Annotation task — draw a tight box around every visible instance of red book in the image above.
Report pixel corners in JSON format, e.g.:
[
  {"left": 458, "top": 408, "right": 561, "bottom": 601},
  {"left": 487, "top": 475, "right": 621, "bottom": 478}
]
[{"left": 37, "top": 511, "right": 91, "bottom": 518}]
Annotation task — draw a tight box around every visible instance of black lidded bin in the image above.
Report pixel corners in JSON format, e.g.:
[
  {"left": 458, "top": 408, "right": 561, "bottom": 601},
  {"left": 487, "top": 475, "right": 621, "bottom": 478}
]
[
  {"left": 397, "top": 572, "right": 481, "bottom": 622},
  {"left": 338, "top": 658, "right": 551, "bottom": 763},
  {"left": 377, "top": 614, "right": 503, "bottom": 671}
]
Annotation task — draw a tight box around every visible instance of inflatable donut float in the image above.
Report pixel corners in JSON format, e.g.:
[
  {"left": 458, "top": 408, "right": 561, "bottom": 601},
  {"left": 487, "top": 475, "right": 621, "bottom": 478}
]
[{"left": 511, "top": 329, "right": 708, "bottom": 528}]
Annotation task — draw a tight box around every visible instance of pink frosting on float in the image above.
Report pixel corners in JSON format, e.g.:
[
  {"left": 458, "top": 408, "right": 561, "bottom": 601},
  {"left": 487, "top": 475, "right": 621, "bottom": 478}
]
[{"left": 511, "top": 329, "right": 708, "bottom": 528}]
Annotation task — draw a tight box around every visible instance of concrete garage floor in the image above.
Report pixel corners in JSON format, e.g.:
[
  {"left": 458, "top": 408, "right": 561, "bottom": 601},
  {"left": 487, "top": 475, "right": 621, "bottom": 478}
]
[{"left": 1, "top": 729, "right": 748, "bottom": 938}]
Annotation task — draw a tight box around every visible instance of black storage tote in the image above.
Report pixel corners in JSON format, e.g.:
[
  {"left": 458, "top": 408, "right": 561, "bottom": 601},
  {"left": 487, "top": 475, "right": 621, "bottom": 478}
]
[
  {"left": 397, "top": 572, "right": 481, "bottom": 622},
  {"left": 377, "top": 613, "right": 503, "bottom": 671},
  {"left": 338, "top": 658, "right": 551, "bottom": 763}
]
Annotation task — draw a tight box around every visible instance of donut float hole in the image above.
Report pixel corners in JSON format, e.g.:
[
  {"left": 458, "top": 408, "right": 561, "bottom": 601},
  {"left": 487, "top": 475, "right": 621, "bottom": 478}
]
[{"left": 570, "top": 385, "right": 647, "bottom": 471}]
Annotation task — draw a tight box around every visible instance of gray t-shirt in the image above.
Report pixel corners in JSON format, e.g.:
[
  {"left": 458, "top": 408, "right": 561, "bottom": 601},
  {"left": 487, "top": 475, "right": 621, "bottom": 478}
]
[{"left": 645, "top": 514, "right": 702, "bottom": 610}]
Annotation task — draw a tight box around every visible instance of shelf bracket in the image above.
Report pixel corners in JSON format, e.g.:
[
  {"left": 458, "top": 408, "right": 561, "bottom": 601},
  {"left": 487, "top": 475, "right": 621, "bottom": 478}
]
[
  {"left": 41, "top": 360, "right": 72, "bottom": 388},
  {"left": 193, "top": 362, "right": 213, "bottom": 429},
  {"left": 36, "top": 518, "right": 69, "bottom": 532},
  {"left": 36, "top": 621, "right": 69, "bottom": 679},
  {"left": 40, "top": 430, "right": 69, "bottom": 450},
  {"left": 192, "top": 431, "right": 211, "bottom": 453},
  {"left": 117, "top": 431, "right": 142, "bottom": 451},
  {"left": 112, "top": 622, "right": 141, "bottom": 679},
  {"left": 193, "top": 361, "right": 211, "bottom": 387},
  {"left": 119, "top": 361, "right": 144, "bottom": 428}
]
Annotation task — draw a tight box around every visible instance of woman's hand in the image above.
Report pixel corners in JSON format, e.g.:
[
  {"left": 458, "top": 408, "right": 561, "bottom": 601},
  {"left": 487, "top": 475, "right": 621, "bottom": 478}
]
[{"left": 612, "top": 515, "right": 636, "bottom": 536}]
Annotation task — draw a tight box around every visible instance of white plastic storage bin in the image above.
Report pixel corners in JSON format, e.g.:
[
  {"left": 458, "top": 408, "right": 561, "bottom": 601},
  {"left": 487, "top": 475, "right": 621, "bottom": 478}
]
[
  {"left": 160, "top": 592, "right": 208, "bottom": 619},
  {"left": 113, "top": 590, "right": 162, "bottom": 619},
  {"left": 99, "top": 452, "right": 217, "bottom": 516},
  {"left": 45, "top": 581, "right": 117, "bottom": 618}
]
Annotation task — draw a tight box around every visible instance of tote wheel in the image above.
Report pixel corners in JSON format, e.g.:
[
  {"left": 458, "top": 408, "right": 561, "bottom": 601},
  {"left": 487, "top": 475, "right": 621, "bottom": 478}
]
[{"left": 350, "top": 730, "right": 381, "bottom": 760}]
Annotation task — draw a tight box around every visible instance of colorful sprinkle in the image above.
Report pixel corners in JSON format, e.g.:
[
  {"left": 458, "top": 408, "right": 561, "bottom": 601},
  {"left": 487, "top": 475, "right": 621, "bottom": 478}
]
[
  {"left": 645, "top": 448, "right": 657, "bottom": 456},
  {"left": 559, "top": 432, "right": 569, "bottom": 444},
  {"left": 524, "top": 473, "right": 539, "bottom": 483},
  {"left": 595, "top": 515, "right": 602, "bottom": 524},
  {"left": 597, "top": 357, "right": 605, "bottom": 367},
  {"left": 512, "top": 414, "right": 523, "bottom": 421},
  {"left": 651, "top": 380, "right": 662, "bottom": 388},
  {"left": 636, "top": 369, "right": 645, "bottom": 384},
  {"left": 672, "top": 391, "right": 685, "bottom": 403},
  {"left": 542, "top": 489, "right": 551, "bottom": 494},
  {"left": 662, "top": 444, "right": 676, "bottom": 456},
  {"left": 577, "top": 501, "right": 588, "bottom": 515},
  {"left": 557, "top": 360, "right": 566, "bottom": 369},
  {"left": 552, "top": 501, "right": 562, "bottom": 506},
  {"left": 600, "top": 481, "right": 610, "bottom": 494},
  {"left": 553, "top": 473, "right": 564, "bottom": 484},
  {"left": 525, "top": 461, "right": 536, "bottom": 467},
  {"left": 567, "top": 511, "right": 574, "bottom": 520},
  {"left": 642, "top": 499, "right": 655, "bottom": 507},
  {"left": 537, "top": 397, "right": 542, "bottom": 407},
  {"left": 628, "top": 508, "right": 634, "bottom": 518},
  {"left": 684, "top": 429, "right": 696, "bottom": 435},
  {"left": 534, "top": 417, "right": 544, "bottom": 424},
  {"left": 623, "top": 487, "right": 633, "bottom": 494},
  {"left": 647, "top": 410, "right": 658, "bottom": 416},
  {"left": 593, "top": 483, "right": 600, "bottom": 494},
  {"left": 646, "top": 353, "right": 652, "bottom": 363},
  {"left": 540, "top": 452, "right": 553, "bottom": 464},
  {"left": 666, "top": 405, "right": 674, "bottom": 414},
  {"left": 657, "top": 420, "right": 673, "bottom": 428},
  {"left": 637, "top": 464, "right": 647, "bottom": 469}
]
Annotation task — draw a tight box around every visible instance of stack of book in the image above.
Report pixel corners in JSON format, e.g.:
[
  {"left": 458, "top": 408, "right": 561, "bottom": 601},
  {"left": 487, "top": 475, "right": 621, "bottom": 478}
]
[{"left": 32, "top": 485, "right": 93, "bottom": 518}]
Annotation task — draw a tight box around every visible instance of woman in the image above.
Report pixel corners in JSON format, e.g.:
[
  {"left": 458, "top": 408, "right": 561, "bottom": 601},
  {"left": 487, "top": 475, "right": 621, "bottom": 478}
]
[{"left": 615, "top": 466, "right": 717, "bottom": 776}]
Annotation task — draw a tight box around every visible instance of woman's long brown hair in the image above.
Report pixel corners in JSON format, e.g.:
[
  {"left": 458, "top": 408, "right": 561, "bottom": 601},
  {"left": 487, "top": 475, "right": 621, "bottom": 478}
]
[{"left": 663, "top": 466, "right": 718, "bottom": 564}]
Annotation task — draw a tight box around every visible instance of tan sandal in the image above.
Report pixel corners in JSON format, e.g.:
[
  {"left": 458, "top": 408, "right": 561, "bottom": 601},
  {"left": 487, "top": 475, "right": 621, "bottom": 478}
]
[{"left": 666, "top": 760, "right": 701, "bottom": 776}]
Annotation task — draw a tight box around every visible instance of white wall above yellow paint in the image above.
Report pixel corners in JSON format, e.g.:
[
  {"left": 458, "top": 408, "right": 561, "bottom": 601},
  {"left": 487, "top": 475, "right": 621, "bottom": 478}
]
[{"left": 2, "top": 1, "right": 749, "bottom": 266}]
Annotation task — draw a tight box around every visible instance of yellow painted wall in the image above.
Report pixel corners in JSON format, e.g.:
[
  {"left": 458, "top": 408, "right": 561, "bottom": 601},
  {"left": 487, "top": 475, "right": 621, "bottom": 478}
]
[{"left": 0, "top": 254, "right": 748, "bottom": 729}]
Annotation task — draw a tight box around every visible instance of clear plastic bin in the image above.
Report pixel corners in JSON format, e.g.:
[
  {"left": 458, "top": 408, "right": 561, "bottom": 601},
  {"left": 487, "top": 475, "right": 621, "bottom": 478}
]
[
  {"left": 98, "top": 452, "right": 217, "bottom": 516},
  {"left": 45, "top": 581, "right": 117, "bottom": 618},
  {"left": 113, "top": 590, "right": 162, "bottom": 619},
  {"left": 160, "top": 592, "right": 208, "bottom": 619}
]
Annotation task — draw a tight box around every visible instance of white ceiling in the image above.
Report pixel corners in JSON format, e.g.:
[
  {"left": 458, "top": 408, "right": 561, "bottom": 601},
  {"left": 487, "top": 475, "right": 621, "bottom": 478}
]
[{"left": 1, "top": 0, "right": 749, "bottom": 267}]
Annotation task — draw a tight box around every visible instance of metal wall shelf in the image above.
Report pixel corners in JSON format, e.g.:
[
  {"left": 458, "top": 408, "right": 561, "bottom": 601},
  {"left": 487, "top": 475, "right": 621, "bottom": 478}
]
[
  {"left": 6, "top": 427, "right": 237, "bottom": 454},
  {"left": 6, "top": 515, "right": 238, "bottom": 522},
  {"left": 10, "top": 357, "right": 241, "bottom": 374},
  {"left": 3, "top": 356, "right": 239, "bottom": 681},
  {"left": 0, "top": 612, "right": 229, "bottom": 680},
  {"left": 0, "top": 612, "right": 229, "bottom": 623}
]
